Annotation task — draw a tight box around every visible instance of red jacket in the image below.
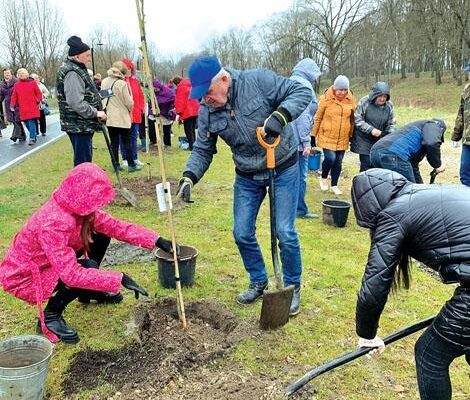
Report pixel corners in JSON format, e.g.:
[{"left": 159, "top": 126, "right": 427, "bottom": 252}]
[
  {"left": 126, "top": 75, "right": 145, "bottom": 124},
  {"left": 0, "top": 163, "right": 159, "bottom": 342},
  {"left": 174, "top": 78, "right": 200, "bottom": 120},
  {"left": 10, "top": 78, "right": 42, "bottom": 121}
]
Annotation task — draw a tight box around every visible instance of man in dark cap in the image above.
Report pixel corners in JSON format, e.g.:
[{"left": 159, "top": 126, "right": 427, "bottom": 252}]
[{"left": 56, "top": 36, "right": 107, "bottom": 166}]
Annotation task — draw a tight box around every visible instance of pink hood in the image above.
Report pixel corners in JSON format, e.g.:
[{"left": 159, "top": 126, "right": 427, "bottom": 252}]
[{"left": 53, "top": 162, "right": 115, "bottom": 216}]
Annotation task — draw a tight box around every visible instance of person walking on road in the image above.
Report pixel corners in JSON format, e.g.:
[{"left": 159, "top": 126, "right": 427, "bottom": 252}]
[
  {"left": 176, "top": 56, "right": 312, "bottom": 316},
  {"left": 10, "top": 68, "right": 42, "bottom": 145},
  {"left": 56, "top": 35, "right": 107, "bottom": 166},
  {"left": 0, "top": 68, "right": 26, "bottom": 142},
  {"left": 352, "top": 168, "right": 470, "bottom": 400},
  {"left": 31, "top": 73, "right": 50, "bottom": 137}
]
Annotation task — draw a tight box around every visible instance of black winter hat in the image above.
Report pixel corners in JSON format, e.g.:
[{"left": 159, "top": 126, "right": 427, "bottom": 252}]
[{"left": 67, "top": 36, "right": 90, "bottom": 56}]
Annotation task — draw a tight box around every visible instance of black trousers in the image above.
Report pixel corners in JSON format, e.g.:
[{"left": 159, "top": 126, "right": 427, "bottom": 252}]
[
  {"left": 183, "top": 116, "right": 197, "bottom": 150},
  {"left": 46, "top": 232, "right": 112, "bottom": 312},
  {"left": 138, "top": 114, "right": 146, "bottom": 140},
  {"left": 34, "top": 110, "right": 46, "bottom": 134},
  {"left": 107, "top": 126, "right": 135, "bottom": 167},
  {"left": 148, "top": 118, "right": 157, "bottom": 144},
  {"left": 163, "top": 124, "right": 172, "bottom": 146}
]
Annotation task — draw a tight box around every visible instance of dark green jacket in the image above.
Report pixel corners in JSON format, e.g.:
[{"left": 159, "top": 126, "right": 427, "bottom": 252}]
[{"left": 56, "top": 58, "right": 101, "bottom": 134}]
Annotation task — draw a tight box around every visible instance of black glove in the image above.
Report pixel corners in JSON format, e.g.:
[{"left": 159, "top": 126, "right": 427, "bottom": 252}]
[
  {"left": 310, "top": 135, "right": 316, "bottom": 147},
  {"left": 176, "top": 177, "right": 193, "bottom": 203},
  {"left": 155, "top": 236, "right": 181, "bottom": 256},
  {"left": 121, "top": 273, "right": 148, "bottom": 299},
  {"left": 263, "top": 109, "right": 289, "bottom": 138}
]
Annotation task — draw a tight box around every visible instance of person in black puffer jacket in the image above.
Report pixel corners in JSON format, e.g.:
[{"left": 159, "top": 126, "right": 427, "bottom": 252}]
[
  {"left": 352, "top": 168, "right": 470, "bottom": 400},
  {"left": 351, "top": 82, "right": 396, "bottom": 172}
]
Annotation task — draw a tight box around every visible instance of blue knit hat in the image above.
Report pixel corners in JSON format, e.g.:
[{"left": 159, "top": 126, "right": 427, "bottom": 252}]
[{"left": 188, "top": 56, "right": 222, "bottom": 99}]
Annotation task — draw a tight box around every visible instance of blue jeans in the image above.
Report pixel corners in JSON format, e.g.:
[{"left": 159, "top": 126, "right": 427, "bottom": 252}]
[
  {"left": 460, "top": 144, "right": 470, "bottom": 186},
  {"left": 233, "top": 163, "right": 302, "bottom": 286},
  {"left": 415, "top": 326, "right": 469, "bottom": 400},
  {"left": 24, "top": 119, "right": 37, "bottom": 140},
  {"left": 120, "top": 123, "right": 139, "bottom": 161},
  {"left": 370, "top": 148, "right": 416, "bottom": 182},
  {"left": 67, "top": 132, "right": 94, "bottom": 166},
  {"left": 297, "top": 152, "right": 309, "bottom": 216},
  {"left": 321, "top": 149, "right": 345, "bottom": 186}
]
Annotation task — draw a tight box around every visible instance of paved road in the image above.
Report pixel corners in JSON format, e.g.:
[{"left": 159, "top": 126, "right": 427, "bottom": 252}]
[{"left": 0, "top": 114, "right": 65, "bottom": 174}]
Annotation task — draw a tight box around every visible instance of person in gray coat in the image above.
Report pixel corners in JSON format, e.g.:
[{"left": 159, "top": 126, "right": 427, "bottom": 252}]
[
  {"left": 352, "top": 168, "right": 470, "bottom": 400},
  {"left": 176, "top": 56, "right": 312, "bottom": 316},
  {"left": 351, "top": 82, "right": 396, "bottom": 171},
  {"left": 289, "top": 58, "right": 321, "bottom": 219}
]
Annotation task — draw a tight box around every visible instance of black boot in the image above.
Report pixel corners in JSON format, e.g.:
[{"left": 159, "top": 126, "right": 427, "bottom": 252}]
[
  {"left": 289, "top": 286, "right": 301, "bottom": 316},
  {"left": 38, "top": 284, "right": 80, "bottom": 344},
  {"left": 77, "top": 291, "right": 123, "bottom": 304},
  {"left": 236, "top": 281, "right": 268, "bottom": 305}
]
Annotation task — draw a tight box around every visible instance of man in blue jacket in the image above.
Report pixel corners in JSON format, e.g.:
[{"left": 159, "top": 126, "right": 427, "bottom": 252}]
[
  {"left": 370, "top": 119, "right": 446, "bottom": 182},
  {"left": 176, "top": 56, "right": 312, "bottom": 316}
]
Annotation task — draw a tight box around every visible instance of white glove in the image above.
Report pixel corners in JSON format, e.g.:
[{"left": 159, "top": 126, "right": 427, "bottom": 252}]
[
  {"left": 148, "top": 115, "right": 156, "bottom": 121},
  {"left": 358, "top": 336, "right": 385, "bottom": 357},
  {"left": 452, "top": 141, "right": 460, "bottom": 148}
]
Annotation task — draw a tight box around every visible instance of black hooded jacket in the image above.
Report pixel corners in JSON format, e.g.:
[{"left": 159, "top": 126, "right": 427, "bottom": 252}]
[{"left": 352, "top": 169, "right": 470, "bottom": 346}]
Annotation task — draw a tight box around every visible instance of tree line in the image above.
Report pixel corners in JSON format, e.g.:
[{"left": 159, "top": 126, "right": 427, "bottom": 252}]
[{"left": 1, "top": 0, "right": 468, "bottom": 89}]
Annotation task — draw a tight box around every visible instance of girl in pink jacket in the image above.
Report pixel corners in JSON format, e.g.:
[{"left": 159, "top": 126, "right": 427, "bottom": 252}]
[{"left": 0, "top": 163, "right": 177, "bottom": 344}]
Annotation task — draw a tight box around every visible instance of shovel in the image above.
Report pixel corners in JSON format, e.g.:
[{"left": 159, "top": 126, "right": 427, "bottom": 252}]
[
  {"left": 285, "top": 315, "right": 435, "bottom": 396},
  {"left": 256, "top": 127, "right": 295, "bottom": 330},
  {"left": 101, "top": 124, "right": 138, "bottom": 207}
]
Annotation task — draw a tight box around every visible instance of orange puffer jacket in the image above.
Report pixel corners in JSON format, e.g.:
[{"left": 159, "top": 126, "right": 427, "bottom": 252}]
[{"left": 312, "top": 86, "right": 356, "bottom": 151}]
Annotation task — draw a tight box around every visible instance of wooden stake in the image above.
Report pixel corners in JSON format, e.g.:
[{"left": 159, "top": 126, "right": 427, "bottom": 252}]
[{"left": 135, "top": 0, "right": 187, "bottom": 330}]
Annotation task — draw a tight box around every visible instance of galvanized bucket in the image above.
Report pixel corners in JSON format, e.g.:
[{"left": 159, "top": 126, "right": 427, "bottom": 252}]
[{"left": 0, "top": 335, "right": 53, "bottom": 399}]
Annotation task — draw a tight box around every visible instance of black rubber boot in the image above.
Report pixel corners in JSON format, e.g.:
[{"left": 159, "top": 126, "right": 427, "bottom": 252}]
[
  {"left": 236, "top": 281, "right": 268, "bottom": 305},
  {"left": 77, "top": 291, "right": 123, "bottom": 304},
  {"left": 289, "top": 286, "right": 301, "bottom": 316},
  {"left": 38, "top": 284, "right": 80, "bottom": 344}
]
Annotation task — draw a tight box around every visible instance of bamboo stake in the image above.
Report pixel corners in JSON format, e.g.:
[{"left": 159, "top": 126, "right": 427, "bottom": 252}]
[{"left": 135, "top": 0, "right": 187, "bottom": 329}]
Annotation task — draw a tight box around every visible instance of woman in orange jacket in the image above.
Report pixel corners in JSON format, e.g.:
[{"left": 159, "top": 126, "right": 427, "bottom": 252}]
[{"left": 312, "top": 75, "right": 356, "bottom": 195}]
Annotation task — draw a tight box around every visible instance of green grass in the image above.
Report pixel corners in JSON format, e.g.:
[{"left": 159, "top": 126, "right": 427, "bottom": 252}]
[{"left": 0, "top": 73, "right": 468, "bottom": 399}]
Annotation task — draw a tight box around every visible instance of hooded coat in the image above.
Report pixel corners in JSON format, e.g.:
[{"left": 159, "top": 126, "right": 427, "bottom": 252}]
[
  {"left": 0, "top": 163, "right": 158, "bottom": 342},
  {"left": 174, "top": 78, "right": 200, "bottom": 121},
  {"left": 351, "top": 82, "right": 396, "bottom": 155},
  {"left": 312, "top": 86, "right": 356, "bottom": 151},
  {"left": 352, "top": 168, "right": 470, "bottom": 348},
  {"left": 289, "top": 58, "right": 321, "bottom": 152},
  {"left": 10, "top": 78, "right": 42, "bottom": 121},
  {"left": 101, "top": 67, "right": 134, "bottom": 129},
  {"left": 152, "top": 79, "right": 175, "bottom": 121}
]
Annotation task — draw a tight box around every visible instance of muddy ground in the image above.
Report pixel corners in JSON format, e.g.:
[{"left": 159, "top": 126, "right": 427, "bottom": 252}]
[{"left": 62, "top": 299, "right": 314, "bottom": 400}]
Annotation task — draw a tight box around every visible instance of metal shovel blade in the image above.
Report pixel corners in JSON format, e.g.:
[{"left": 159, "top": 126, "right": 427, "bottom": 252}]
[
  {"left": 119, "top": 187, "right": 138, "bottom": 207},
  {"left": 259, "top": 284, "right": 295, "bottom": 330}
]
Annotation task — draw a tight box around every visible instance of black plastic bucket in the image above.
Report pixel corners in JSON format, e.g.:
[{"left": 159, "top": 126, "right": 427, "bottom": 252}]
[
  {"left": 322, "top": 200, "right": 351, "bottom": 228},
  {"left": 156, "top": 245, "right": 198, "bottom": 289}
]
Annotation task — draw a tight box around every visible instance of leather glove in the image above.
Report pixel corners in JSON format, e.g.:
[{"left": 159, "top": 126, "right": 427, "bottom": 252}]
[
  {"left": 358, "top": 336, "right": 385, "bottom": 357},
  {"left": 263, "top": 109, "right": 289, "bottom": 138},
  {"left": 121, "top": 273, "right": 148, "bottom": 299},
  {"left": 310, "top": 136, "right": 316, "bottom": 147},
  {"left": 176, "top": 177, "right": 193, "bottom": 203},
  {"left": 155, "top": 236, "right": 181, "bottom": 256}
]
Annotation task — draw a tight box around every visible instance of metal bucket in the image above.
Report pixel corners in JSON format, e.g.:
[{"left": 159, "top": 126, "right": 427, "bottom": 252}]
[{"left": 0, "top": 335, "right": 53, "bottom": 399}]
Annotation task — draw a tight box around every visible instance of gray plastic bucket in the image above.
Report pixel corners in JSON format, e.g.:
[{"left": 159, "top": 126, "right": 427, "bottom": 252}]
[{"left": 0, "top": 335, "right": 53, "bottom": 399}]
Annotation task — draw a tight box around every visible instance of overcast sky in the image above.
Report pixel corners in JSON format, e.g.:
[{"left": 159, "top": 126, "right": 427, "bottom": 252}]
[{"left": 50, "top": 0, "right": 293, "bottom": 58}]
